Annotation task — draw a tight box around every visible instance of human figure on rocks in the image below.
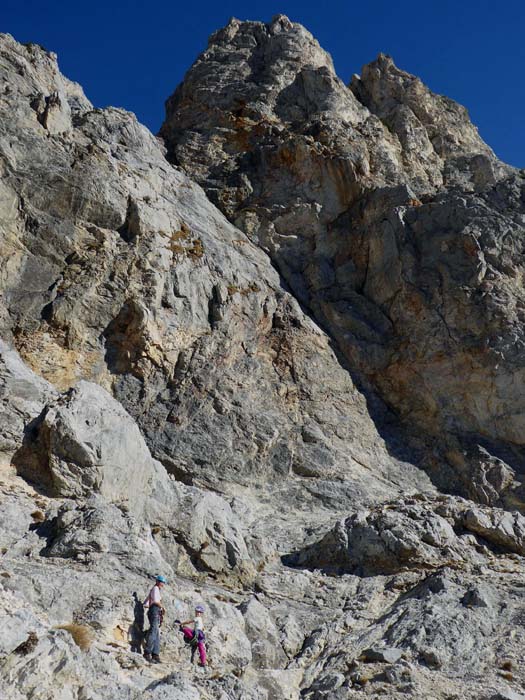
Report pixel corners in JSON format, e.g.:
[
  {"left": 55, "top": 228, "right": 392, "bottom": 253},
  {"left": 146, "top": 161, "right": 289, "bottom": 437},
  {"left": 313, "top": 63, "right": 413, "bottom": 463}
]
[
  {"left": 143, "top": 575, "right": 167, "bottom": 663},
  {"left": 178, "top": 604, "right": 207, "bottom": 666}
]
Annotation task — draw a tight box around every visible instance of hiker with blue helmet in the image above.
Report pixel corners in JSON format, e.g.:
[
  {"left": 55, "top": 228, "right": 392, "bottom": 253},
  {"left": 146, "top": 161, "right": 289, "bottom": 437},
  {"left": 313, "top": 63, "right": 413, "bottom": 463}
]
[
  {"left": 143, "top": 575, "right": 167, "bottom": 663},
  {"left": 178, "top": 604, "right": 207, "bottom": 666}
]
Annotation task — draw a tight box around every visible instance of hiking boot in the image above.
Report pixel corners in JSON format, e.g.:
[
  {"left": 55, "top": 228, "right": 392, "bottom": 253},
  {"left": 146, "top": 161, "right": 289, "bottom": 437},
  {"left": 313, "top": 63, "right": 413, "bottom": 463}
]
[
  {"left": 152, "top": 654, "right": 161, "bottom": 664},
  {"left": 143, "top": 652, "right": 152, "bottom": 662}
]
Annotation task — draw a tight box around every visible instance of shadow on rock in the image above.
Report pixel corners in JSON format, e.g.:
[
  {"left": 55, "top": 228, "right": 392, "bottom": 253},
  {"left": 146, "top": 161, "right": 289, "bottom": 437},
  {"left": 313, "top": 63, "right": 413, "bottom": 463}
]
[
  {"left": 129, "top": 592, "right": 144, "bottom": 653},
  {"left": 11, "top": 413, "right": 55, "bottom": 497}
]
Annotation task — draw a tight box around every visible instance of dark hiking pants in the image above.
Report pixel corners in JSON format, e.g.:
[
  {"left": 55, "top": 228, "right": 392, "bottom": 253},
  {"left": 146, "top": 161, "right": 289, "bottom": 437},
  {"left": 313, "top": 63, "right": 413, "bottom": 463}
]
[{"left": 145, "top": 605, "right": 161, "bottom": 656}]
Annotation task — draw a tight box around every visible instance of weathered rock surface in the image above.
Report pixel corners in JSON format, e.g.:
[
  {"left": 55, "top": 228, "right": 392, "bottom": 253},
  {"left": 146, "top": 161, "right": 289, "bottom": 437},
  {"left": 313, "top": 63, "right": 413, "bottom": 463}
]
[
  {"left": 0, "top": 339, "right": 56, "bottom": 465},
  {"left": 161, "top": 15, "right": 525, "bottom": 507},
  {"left": 1, "top": 16, "right": 525, "bottom": 700},
  {"left": 0, "top": 30, "right": 430, "bottom": 514},
  {"left": 287, "top": 494, "right": 525, "bottom": 575}
]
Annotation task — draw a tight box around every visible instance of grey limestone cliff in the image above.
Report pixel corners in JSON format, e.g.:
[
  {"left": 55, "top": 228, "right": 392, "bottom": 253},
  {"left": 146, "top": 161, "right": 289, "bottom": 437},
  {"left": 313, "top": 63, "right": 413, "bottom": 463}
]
[
  {"left": 161, "top": 15, "right": 525, "bottom": 507},
  {"left": 1, "top": 16, "right": 525, "bottom": 700}
]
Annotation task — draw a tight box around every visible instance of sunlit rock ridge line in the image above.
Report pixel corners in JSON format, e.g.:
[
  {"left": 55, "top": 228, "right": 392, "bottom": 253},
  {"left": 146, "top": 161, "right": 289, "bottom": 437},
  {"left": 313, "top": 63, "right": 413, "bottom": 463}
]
[{"left": 1, "top": 14, "right": 525, "bottom": 700}]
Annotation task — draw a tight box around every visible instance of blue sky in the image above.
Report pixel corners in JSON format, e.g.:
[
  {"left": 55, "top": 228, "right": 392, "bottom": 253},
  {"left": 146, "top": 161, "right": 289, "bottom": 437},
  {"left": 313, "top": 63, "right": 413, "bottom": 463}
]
[{"left": 3, "top": 0, "right": 525, "bottom": 166}]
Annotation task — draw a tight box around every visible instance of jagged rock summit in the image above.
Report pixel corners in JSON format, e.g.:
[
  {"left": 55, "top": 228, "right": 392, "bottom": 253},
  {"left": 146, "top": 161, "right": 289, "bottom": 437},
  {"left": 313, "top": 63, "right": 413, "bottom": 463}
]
[
  {"left": 161, "top": 14, "right": 525, "bottom": 506},
  {"left": 1, "top": 15, "right": 525, "bottom": 700}
]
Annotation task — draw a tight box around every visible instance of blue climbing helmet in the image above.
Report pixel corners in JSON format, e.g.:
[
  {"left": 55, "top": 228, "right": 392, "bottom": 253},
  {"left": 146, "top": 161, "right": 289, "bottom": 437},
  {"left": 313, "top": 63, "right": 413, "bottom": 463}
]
[
  {"left": 195, "top": 604, "right": 205, "bottom": 613},
  {"left": 155, "top": 575, "right": 168, "bottom": 584}
]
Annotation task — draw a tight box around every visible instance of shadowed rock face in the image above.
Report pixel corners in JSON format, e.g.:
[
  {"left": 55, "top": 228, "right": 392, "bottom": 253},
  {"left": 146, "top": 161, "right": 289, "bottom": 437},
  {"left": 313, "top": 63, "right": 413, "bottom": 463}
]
[
  {"left": 160, "top": 15, "right": 525, "bottom": 504},
  {"left": 2, "top": 17, "right": 525, "bottom": 700}
]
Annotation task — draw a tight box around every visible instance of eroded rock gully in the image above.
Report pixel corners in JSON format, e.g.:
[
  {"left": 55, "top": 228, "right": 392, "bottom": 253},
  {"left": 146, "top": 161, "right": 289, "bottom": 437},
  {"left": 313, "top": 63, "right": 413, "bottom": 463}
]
[{"left": 1, "top": 16, "right": 525, "bottom": 700}]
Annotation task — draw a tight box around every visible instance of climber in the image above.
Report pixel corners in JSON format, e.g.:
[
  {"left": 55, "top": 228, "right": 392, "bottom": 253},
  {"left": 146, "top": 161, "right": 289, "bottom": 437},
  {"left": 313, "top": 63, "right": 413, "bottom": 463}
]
[
  {"left": 178, "top": 604, "right": 207, "bottom": 666},
  {"left": 143, "top": 575, "right": 167, "bottom": 663}
]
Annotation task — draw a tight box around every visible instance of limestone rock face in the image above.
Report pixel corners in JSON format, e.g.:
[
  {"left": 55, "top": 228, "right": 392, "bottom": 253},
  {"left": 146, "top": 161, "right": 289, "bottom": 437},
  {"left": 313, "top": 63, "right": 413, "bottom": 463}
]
[
  {"left": 0, "top": 31, "right": 428, "bottom": 515},
  {"left": 239, "top": 596, "right": 287, "bottom": 668},
  {"left": 0, "top": 340, "right": 56, "bottom": 465},
  {"left": 2, "top": 17, "right": 525, "bottom": 700},
  {"left": 161, "top": 16, "right": 525, "bottom": 506}
]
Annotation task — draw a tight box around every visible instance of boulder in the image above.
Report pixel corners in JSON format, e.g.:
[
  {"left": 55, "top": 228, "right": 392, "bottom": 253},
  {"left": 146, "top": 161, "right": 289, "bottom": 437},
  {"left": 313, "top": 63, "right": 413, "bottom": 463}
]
[
  {"left": 362, "top": 646, "right": 403, "bottom": 664},
  {"left": 287, "top": 496, "right": 525, "bottom": 576},
  {"left": 239, "top": 597, "right": 287, "bottom": 668},
  {"left": 37, "top": 381, "right": 154, "bottom": 517},
  {"left": 45, "top": 496, "right": 165, "bottom": 572},
  {"left": 463, "top": 507, "right": 525, "bottom": 555},
  {"left": 288, "top": 497, "right": 463, "bottom": 575},
  {"left": 170, "top": 488, "right": 253, "bottom": 577}
]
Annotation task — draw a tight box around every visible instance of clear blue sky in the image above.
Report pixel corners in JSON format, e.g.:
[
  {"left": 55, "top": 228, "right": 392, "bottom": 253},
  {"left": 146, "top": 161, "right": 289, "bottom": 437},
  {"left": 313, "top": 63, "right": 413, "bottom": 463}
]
[{"left": 3, "top": 0, "right": 525, "bottom": 167}]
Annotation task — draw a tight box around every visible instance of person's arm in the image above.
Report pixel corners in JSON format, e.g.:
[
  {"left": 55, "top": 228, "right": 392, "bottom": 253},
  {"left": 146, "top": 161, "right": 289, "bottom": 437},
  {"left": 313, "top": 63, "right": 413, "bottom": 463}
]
[{"left": 180, "top": 619, "right": 192, "bottom": 626}]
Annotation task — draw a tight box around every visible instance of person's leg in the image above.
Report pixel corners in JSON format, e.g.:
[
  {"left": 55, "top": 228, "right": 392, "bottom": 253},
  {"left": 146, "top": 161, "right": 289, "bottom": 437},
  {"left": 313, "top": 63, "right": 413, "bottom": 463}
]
[
  {"left": 151, "top": 608, "right": 161, "bottom": 657},
  {"left": 144, "top": 608, "right": 155, "bottom": 655},
  {"left": 181, "top": 627, "right": 194, "bottom": 641},
  {"left": 197, "top": 641, "right": 207, "bottom": 665}
]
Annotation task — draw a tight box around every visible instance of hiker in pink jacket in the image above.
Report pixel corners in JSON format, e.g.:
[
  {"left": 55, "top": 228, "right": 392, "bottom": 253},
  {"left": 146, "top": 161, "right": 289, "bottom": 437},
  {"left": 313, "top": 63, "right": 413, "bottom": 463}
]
[{"left": 178, "top": 604, "right": 207, "bottom": 666}]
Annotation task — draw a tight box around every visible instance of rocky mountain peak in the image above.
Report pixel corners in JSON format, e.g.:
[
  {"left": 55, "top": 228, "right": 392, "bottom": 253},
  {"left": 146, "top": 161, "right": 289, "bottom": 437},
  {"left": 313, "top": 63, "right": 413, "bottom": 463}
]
[
  {"left": 163, "top": 18, "right": 511, "bottom": 197},
  {"left": 161, "top": 17, "right": 525, "bottom": 502},
  {"left": 161, "top": 15, "right": 366, "bottom": 151},
  {"left": 207, "top": 13, "right": 333, "bottom": 72},
  {"left": 351, "top": 50, "right": 498, "bottom": 168},
  {"left": 0, "top": 33, "right": 91, "bottom": 133}
]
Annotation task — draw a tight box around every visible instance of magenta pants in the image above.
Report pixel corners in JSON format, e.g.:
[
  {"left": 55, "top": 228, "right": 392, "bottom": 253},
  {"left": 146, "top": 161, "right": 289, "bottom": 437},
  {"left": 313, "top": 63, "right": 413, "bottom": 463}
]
[{"left": 182, "top": 627, "right": 206, "bottom": 665}]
